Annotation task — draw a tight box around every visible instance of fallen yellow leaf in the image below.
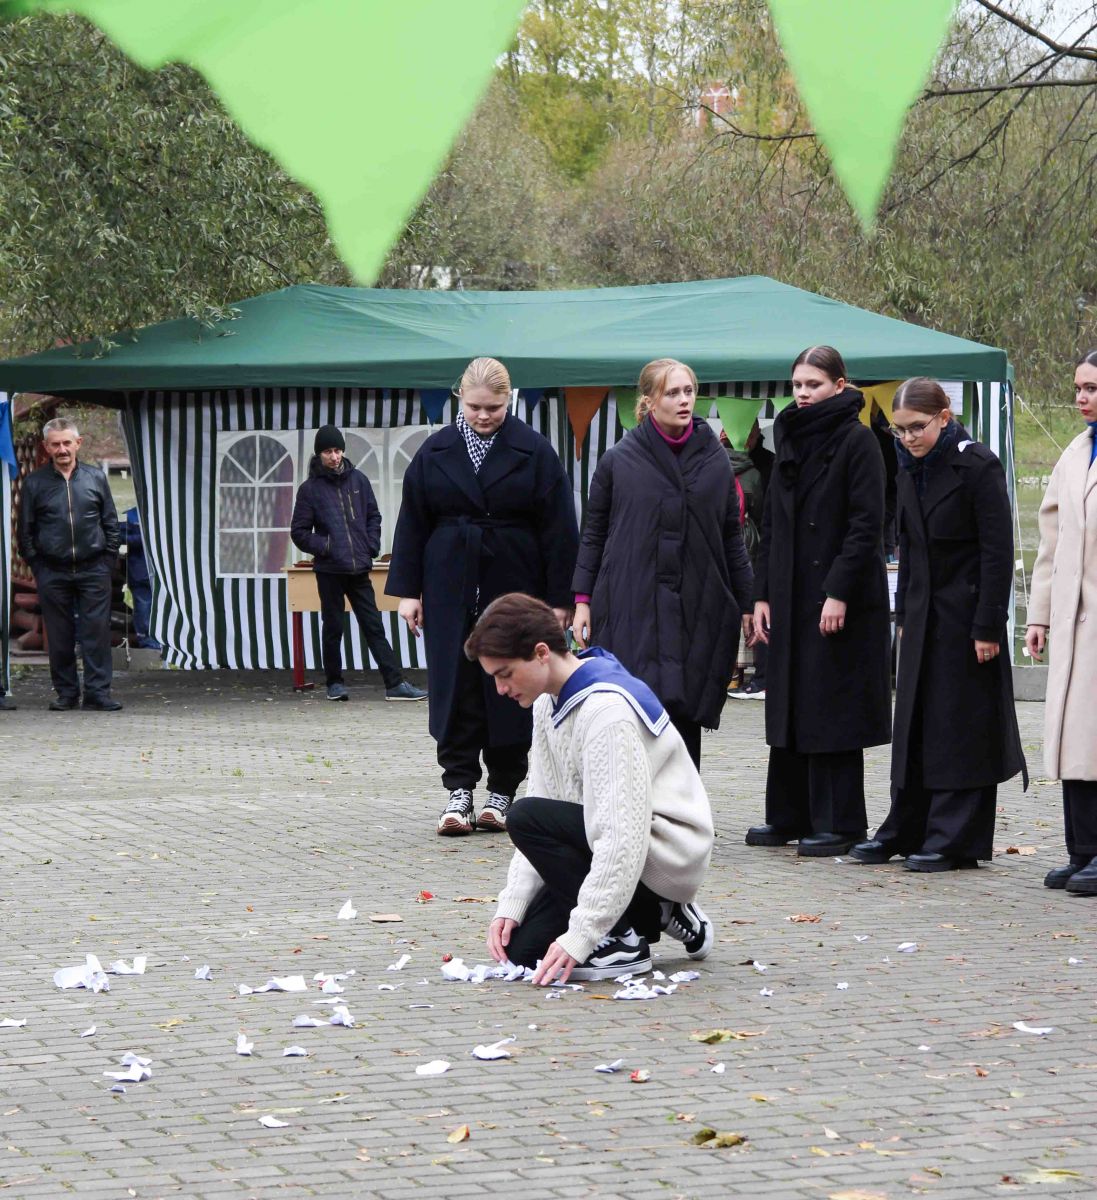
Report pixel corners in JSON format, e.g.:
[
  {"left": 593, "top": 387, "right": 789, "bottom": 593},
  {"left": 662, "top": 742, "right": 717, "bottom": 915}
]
[
  {"left": 690, "top": 1029, "right": 766, "bottom": 1044},
  {"left": 446, "top": 1125, "right": 470, "bottom": 1144}
]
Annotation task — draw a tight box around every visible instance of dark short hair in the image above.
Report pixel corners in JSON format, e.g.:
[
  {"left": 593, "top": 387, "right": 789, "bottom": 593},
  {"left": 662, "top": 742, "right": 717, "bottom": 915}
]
[
  {"left": 791, "top": 345, "right": 848, "bottom": 383},
  {"left": 893, "top": 377, "right": 951, "bottom": 417},
  {"left": 464, "top": 593, "right": 568, "bottom": 661},
  {"left": 1077, "top": 349, "right": 1097, "bottom": 368}
]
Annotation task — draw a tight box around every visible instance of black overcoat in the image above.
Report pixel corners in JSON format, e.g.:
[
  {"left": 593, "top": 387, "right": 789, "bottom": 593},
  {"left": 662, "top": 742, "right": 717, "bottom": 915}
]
[
  {"left": 755, "top": 394, "right": 892, "bottom": 753},
  {"left": 385, "top": 415, "right": 578, "bottom": 743},
  {"left": 892, "top": 434, "right": 1026, "bottom": 789},
  {"left": 571, "top": 416, "right": 754, "bottom": 729}
]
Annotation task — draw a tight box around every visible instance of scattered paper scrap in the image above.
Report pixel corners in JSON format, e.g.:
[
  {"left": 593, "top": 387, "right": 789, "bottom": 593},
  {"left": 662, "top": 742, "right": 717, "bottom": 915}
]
[
  {"left": 787, "top": 913, "right": 821, "bottom": 923},
  {"left": 711, "top": 1063, "right": 726, "bottom": 1074},
  {"left": 854, "top": 935, "right": 869, "bottom": 943},
  {"left": 691, "top": 1127, "right": 747, "bottom": 1148},
  {"left": 416, "top": 890, "right": 434, "bottom": 903},
  {"left": 236, "top": 1034, "right": 253, "bottom": 1056},
  {"left": 447, "top": 1124, "right": 471, "bottom": 1143},
  {"left": 319, "top": 977, "right": 345, "bottom": 995},
  {"left": 691, "top": 1029, "right": 765, "bottom": 1044},
  {"left": 823, "top": 1126, "right": 840, "bottom": 1140},
  {"left": 897, "top": 942, "right": 918, "bottom": 954},
  {"left": 917, "top": 1044, "right": 931, "bottom": 1051},
  {"left": 836, "top": 982, "right": 849, "bottom": 990},
  {"left": 668, "top": 970, "right": 700, "bottom": 983},
  {"left": 0, "top": 1018, "right": 27, "bottom": 1029},
  {"left": 337, "top": 899, "right": 357, "bottom": 920},
  {"left": 329, "top": 1007, "right": 355, "bottom": 1027},
  {"left": 368, "top": 913, "right": 403, "bottom": 923},
  {"left": 440, "top": 958, "right": 533, "bottom": 984},
  {"left": 1068, "top": 957, "right": 1082, "bottom": 965},
  {"left": 387, "top": 955, "right": 411, "bottom": 972},
  {"left": 194, "top": 965, "right": 213, "bottom": 981},
  {"left": 595, "top": 1058, "right": 625, "bottom": 1073},
  {"left": 110, "top": 1084, "right": 126, "bottom": 1094},
  {"left": 752, "top": 961, "right": 768, "bottom": 973},
  {"left": 80, "top": 1025, "right": 96, "bottom": 1038},
  {"left": 415, "top": 1060, "right": 451, "bottom": 1076},
  {"left": 282, "top": 1046, "right": 309, "bottom": 1057},
  {"left": 109, "top": 956, "right": 148, "bottom": 975},
  {"left": 293, "top": 1015, "right": 323, "bottom": 1028},
  {"left": 104, "top": 1052, "right": 151, "bottom": 1083},
  {"left": 629, "top": 1069, "right": 651, "bottom": 1083},
  {"left": 759, "top": 988, "right": 774, "bottom": 997},
  {"left": 54, "top": 954, "right": 110, "bottom": 992},
  {"left": 614, "top": 980, "right": 677, "bottom": 1000},
  {"left": 258, "top": 1115, "right": 288, "bottom": 1128},
  {"left": 238, "top": 976, "right": 307, "bottom": 995},
  {"left": 1012, "top": 1021, "right": 1054, "bottom": 1036},
  {"left": 472, "top": 1037, "right": 515, "bottom": 1060}
]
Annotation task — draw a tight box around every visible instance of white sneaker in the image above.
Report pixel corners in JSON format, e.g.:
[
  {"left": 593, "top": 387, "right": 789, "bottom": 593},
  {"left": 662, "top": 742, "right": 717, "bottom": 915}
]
[
  {"left": 569, "top": 928, "right": 652, "bottom": 980},
  {"left": 660, "top": 900, "right": 714, "bottom": 960},
  {"left": 477, "top": 792, "right": 512, "bottom": 831},
  {"left": 437, "top": 789, "right": 474, "bottom": 836}
]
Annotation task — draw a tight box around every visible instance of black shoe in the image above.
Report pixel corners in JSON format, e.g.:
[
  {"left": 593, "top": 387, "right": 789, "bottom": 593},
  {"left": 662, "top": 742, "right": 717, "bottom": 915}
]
[
  {"left": 385, "top": 680, "right": 428, "bottom": 701},
  {"left": 326, "top": 682, "right": 349, "bottom": 701},
  {"left": 849, "top": 839, "right": 899, "bottom": 865},
  {"left": 82, "top": 696, "right": 123, "bottom": 712},
  {"left": 0, "top": 694, "right": 16, "bottom": 711},
  {"left": 1044, "top": 857, "right": 1091, "bottom": 890},
  {"left": 903, "top": 852, "right": 979, "bottom": 873},
  {"left": 660, "top": 900, "right": 714, "bottom": 960},
  {"left": 798, "top": 831, "right": 864, "bottom": 857},
  {"left": 745, "top": 824, "right": 800, "bottom": 847},
  {"left": 49, "top": 696, "right": 79, "bottom": 711},
  {"left": 1065, "top": 860, "right": 1097, "bottom": 895},
  {"left": 569, "top": 929, "right": 652, "bottom": 981}
]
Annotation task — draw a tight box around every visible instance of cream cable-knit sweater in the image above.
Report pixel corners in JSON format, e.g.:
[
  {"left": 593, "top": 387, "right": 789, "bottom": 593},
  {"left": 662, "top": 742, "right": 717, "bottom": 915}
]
[{"left": 494, "top": 691, "right": 714, "bottom": 964}]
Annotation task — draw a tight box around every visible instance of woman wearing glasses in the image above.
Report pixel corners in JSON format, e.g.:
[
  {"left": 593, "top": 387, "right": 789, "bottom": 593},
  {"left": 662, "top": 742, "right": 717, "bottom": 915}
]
[
  {"left": 1025, "top": 350, "right": 1097, "bottom": 894},
  {"left": 748, "top": 346, "right": 891, "bottom": 856},
  {"left": 852, "top": 378, "right": 1025, "bottom": 871},
  {"left": 387, "top": 357, "right": 579, "bottom": 837}
]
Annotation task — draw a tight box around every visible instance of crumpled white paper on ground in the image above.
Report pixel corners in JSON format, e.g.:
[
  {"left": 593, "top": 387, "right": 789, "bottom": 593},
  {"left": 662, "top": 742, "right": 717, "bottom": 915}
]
[
  {"left": 238, "top": 976, "right": 307, "bottom": 995},
  {"left": 109, "top": 956, "right": 148, "bottom": 975},
  {"left": 415, "top": 1059, "right": 451, "bottom": 1076},
  {"left": 54, "top": 954, "right": 110, "bottom": 992},
  {"left": 337, "top": 899, "right": 357, "bottom": 920},
  {"left": 104, "top": 1052, "right": 151, "bottom": 1083},
  {"left": 471, "top": 1036, "right": 515, "bottom": 1060},
  {"left": 236, "top": 1034, "right": 254, "bottom": 1055}
]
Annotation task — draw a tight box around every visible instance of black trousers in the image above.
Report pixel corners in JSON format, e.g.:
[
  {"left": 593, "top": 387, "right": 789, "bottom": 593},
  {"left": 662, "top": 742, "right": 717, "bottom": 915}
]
[
  {"left": 875, "top": 782, "right": 997, "bottom": 860},
  {"left": 504, "top": 797, "right": 664, "bottom": 969},
  {"left": 751, "top": 638, "right": 768, "bottom": 688},
  {"left": 36, "top": 560, "right": 114, "bottom": 702},
  {"left": 315, "top": 570, "right": 404, "bottom": 689},
  {"left": 1063, "top": 780, "right": 1097, "bottom": 858},
  {"left": 764, "top": 745, "right": 867, "bottom": 836},
  {"left": 437, "top": 649, "right": 528, "bottom": 796},
  {"left": 671, "top": 714, "right": 702, "bottom": 771}
]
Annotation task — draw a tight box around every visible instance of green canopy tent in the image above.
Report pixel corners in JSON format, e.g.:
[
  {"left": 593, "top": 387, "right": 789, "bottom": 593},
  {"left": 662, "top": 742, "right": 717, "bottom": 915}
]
[{"left": 0, "top": 276, "right": 1015, "bottom": 672}]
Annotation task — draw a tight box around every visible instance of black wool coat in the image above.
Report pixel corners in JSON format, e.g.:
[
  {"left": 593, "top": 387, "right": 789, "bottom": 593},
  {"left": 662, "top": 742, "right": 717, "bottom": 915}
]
[
  {"left": 893, "top": 433, "right": 1026, "bottom": 790},
  {"left": 755, "top": 392, "right": 892, "bottom": 753},
  {"left": 571, "top": 416, "right": 754, "bottom": 729},
  {"left": 385, "top": 415, "right": 578, "bottom": 744}
]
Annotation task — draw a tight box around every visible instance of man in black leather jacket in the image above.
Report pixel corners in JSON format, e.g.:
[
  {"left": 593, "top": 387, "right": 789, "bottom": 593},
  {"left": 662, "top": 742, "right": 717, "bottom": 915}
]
[{"left": 17, "top": 417, "right": 122, "bottom": 711}]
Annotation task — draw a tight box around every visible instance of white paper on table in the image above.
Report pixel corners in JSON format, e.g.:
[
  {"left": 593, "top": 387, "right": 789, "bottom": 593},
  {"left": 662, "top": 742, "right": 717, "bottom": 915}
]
[
  {"left": 109, "top": 956, "right": 148, "bottom": 975},
  {"left": 337, "top": 899, "right": 357, "bottom": 920},
  {"left": 292, "top": 1015, "right": 323, "bottom": 1028},
  {"left": 80, "top": 1025, "right": 96, "bottom": 1038},
  {"left": 283, "top": 1045, "right": 310, "bottom": 1056},
  {"left": 415, "top": 1059, "right": 450, "bottom": 1076},
  {"left": 594, "top": 1058, "right": 624, "bottom": 1073},
  {"left": 236, "top": 1034, "right": 254, "bottom": 1055},
  {"left": 1013, "top": 1021, "right": 1054, "bottom": 1035},
  {"left": 258, "top": 1115, "right": 289, "bottom": 1128},
  {"left": 329, "top": 1007, "right": 355, "bottom": 1027},
  {"left": 387, "top": 954, "right": 411, "bottom": 972},
  {"left": 54, "top": 954, "right": 110, "bottom": 992},
  {"left": 194, "top": 965, "right": 213, "bottom": 981},
  {"left": 471, "top": 1036, "right": 515, "bottom": 1060}
]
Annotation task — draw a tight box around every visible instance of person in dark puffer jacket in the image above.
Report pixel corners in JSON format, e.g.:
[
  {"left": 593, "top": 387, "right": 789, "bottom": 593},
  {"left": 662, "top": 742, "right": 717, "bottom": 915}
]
[{"left": 290, "top": 425, "right": 426, "bottom": 703}]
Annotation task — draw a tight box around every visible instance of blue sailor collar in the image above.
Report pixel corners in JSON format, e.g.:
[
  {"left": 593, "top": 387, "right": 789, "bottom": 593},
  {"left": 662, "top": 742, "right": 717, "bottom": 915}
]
[{"left": 551, "top": 647, "right": 670, "bottom": 736}]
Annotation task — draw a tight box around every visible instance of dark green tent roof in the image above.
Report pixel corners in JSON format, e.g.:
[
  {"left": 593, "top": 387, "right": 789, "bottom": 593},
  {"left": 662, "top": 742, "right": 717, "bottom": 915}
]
[{"left": 0, "top": 276, "right": 1009, "bottom": 398}]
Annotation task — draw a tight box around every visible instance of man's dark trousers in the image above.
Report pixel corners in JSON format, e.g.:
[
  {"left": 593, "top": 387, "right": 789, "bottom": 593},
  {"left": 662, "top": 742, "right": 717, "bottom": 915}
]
[
  {"left": 315, "top": 570, "right": 403, "bottom": 688},
  {"left": 36, "top": 560, "right": 114, "bottom": 702}
]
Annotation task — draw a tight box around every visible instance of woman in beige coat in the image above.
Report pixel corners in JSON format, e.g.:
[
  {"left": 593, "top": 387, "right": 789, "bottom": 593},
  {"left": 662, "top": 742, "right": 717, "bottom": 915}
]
[{"left": 1026, "top": 349, "right": 1097, "bottom": 894}]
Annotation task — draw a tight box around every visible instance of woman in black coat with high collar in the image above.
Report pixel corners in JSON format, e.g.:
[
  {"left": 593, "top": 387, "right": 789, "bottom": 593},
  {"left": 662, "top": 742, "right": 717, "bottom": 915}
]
[
  {"left": 386, "top": 357, "right": 578, "bottom": 837},
  {"left": 852, "top": 379, "right": 1026, "bottom": 871},
  {"left": 570, "top": 358, "right": 754, "bottom": 770},
  {"left": 747, "top": 346, "right": 891, "bottom": 856}
]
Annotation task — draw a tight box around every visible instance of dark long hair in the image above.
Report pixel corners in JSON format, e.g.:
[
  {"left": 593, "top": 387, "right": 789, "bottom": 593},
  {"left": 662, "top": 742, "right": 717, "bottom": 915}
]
[{"left": 791, "top": 345, "right": 848, "bottom": 383}]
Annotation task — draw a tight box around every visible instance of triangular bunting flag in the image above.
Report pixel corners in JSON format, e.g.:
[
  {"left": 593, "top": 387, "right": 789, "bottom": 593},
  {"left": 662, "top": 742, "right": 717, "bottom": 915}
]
[
  {"left": 715, "top": 396, "right": 764, "bottom": 450},
  {"left": 520, "top": 388, "right": 547, "bottom": 420},
  {"left": 564, "top": 387, "right": 609, "bottom": 459},
  {"left": 613, "top": 388, "right": 639, "bottom": 431},
  {"left": 418, "top": 389, "right": 450, "bottom": 424},
  {"left": 859, "top": 381, "right": 902, "bottom": 427}
]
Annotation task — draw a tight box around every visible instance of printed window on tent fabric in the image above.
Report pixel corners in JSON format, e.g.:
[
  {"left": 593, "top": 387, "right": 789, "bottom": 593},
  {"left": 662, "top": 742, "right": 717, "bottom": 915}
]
[{"left": 214, "top": 425, "right": 434, "bottom": 576}]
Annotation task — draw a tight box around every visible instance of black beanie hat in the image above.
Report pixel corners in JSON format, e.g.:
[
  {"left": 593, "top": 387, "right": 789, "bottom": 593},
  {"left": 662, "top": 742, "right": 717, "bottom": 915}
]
[{"left": 315, "top": 425, "right": 345, "bottom": 454}]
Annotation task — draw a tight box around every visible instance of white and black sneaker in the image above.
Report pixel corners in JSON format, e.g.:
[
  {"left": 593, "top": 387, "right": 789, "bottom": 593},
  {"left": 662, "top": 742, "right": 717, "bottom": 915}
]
[
  {"left": 477, "top": 792, "right": 512, "bottom": 831},
  {"left": 660, "top": 900, "right": 714, "bottom": 960},
  {"left": 437, "top": 789, "right": 475, "bottom": 836},
  {"left": 569, "top": 928, "right": 652, "bottom": 981}
]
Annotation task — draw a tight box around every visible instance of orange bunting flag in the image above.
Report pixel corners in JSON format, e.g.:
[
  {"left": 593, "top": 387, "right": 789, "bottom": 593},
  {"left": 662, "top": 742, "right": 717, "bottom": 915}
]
[{"left": 564, "top": 387, "right": 610, "bottom": 459}]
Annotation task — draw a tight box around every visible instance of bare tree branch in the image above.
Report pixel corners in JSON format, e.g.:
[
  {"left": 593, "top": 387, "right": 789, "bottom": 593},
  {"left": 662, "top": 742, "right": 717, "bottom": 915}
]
[
  {"left": 924, "top": 76, "right": 1097, "bottom": 98},
  {"left": 972, "top": 0, "right": 1097, "bottom": 62}
]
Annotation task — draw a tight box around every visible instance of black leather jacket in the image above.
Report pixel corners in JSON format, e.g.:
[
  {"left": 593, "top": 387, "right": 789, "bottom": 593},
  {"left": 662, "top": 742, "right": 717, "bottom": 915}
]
[{"left": 18, "top": 461, "right": 120, "bottom": 570}]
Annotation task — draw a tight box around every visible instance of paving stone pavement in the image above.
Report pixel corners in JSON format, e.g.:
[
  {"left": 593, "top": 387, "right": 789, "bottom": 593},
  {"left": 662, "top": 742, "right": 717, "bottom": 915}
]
[{"left": 0, "top": 666, "right": 1094, "bottom": 1200}]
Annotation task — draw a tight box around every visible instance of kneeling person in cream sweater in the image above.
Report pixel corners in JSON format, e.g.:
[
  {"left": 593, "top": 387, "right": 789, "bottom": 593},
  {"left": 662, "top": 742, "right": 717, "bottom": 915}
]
[{"left": 464, "top": 592, "right": 715, "bottom": 986}]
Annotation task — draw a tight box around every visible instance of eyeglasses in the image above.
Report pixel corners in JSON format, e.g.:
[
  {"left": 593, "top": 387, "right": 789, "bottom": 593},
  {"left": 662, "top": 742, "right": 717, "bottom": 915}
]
[{"left": 888, "top": 419, "right": 938, "bottom": 440}]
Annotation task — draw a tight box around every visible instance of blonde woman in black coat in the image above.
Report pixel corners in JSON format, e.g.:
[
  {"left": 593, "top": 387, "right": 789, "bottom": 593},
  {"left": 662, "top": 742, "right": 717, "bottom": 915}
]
[
  {"left": 747, "top": 346, "right": 891, "bottom": 856},
  {"left": 570, "top": 358, "right": 754, "bottom": 770},
  {"left": 851, "top": 378, "right": 1025, "bottom": 872}
]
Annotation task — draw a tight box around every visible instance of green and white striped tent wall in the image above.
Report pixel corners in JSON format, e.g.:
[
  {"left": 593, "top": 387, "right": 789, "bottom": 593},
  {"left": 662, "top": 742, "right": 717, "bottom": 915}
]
[
  {"left": 119, "top": 379, "right": 1012, "bottom": 672},
  {"left": 0, "top": 395, "right": 11, "bottom": 692}
]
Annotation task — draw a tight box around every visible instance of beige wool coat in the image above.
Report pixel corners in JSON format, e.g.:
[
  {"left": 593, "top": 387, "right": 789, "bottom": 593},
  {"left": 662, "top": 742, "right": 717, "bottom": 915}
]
[{"left": 1028, "top": 428, "right": 1097, "bottom": 780}]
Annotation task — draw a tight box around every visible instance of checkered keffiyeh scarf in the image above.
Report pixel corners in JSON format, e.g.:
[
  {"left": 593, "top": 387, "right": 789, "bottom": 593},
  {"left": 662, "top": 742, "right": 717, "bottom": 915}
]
[{"left": 456, "top": 410, "right": 499, "bottom": 474}]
